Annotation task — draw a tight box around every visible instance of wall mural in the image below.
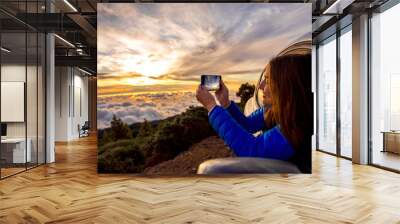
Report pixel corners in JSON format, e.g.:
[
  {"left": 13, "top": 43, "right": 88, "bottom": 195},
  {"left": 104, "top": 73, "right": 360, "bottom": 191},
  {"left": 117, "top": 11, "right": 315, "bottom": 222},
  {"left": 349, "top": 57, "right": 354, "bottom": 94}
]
[{"left": 97, "top": 3, "right": 312, "bottom": 175}]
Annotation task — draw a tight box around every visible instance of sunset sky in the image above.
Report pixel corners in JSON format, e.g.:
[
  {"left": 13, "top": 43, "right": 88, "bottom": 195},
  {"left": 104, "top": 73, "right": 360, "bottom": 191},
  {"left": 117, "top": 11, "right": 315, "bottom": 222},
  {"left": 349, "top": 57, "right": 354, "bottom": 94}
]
[{"left": 97, "top": 3, "right": 311, "bottom": 129}]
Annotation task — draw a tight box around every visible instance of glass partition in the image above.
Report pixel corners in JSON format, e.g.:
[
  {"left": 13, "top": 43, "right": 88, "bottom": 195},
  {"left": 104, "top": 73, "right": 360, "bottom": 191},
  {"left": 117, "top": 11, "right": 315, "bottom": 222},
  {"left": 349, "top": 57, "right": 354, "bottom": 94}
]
[
  {"left": 27, "top": 30, "right": 38, "bottom": 169},
  {"left": 339, "top": 26, "right": 352, "bottom": 158},
  {"left": 0, "top": 1, "right": 46, "bottom": 179},
  {"left": 317, "top": 35, "right": 337, "bottom": 154},
  {"left": 1, "top": 30, "right": 28, "bottom": 177},
  {"left": 38, "top": 32, "right": 45, "bottom": 165},
  {"left": 370, "top": 3, "right": 400, "bottom": 171}
]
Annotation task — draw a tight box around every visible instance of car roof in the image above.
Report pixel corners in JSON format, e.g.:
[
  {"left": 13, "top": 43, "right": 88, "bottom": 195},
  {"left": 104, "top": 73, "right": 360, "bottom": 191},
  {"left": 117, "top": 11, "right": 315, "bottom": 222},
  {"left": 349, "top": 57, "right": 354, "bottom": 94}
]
[{"left": 277, "top": 40, "right": 312, "bottom": 56}]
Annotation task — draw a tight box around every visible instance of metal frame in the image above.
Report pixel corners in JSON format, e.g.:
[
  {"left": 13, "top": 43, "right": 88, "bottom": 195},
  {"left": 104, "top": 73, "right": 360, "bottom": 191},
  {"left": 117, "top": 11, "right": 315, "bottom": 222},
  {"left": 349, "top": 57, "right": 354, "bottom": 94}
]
[
  {"left": 44, "top": 0, "right": 47, "bottom": 165},
  {"left": 36, "top": 2, "right": 39, "bottom": 170},
  {"left": 315, "top": 44, "right": 319, "bottom": 151},
  {"left": 25, "top": 2, "right": 28, "bottom": 172},
  {"left": 0, "top": 20, "right": 2, "bottom": 179},
  {"left": 367, "top": 10, "right": 373, "bottom": 166},
  {"left": 336, "top": 26, "right": 341, "bottom": 158}
]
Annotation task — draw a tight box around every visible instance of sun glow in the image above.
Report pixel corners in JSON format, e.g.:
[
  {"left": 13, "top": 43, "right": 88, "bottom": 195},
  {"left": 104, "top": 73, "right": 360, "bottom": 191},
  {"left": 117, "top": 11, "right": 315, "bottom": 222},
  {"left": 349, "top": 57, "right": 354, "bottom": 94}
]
[
  {"left": 121, "top": 58, "right": 171, "bottom": 77},
  {"left": 122, "top": 76, "right": 196, "bottom": 87},
  {"left": 120, "top": 50, "right": 181, "bottom": 78},
  {"left": 122, "top": 76, "right": 158, "bottom": 86}
]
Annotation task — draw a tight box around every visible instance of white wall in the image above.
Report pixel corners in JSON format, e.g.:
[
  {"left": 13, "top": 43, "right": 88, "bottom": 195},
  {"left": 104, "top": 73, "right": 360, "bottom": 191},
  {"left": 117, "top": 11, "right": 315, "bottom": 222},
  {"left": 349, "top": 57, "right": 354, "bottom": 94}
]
[
  {"left": 1, "top": 65, "right": 26, "bottom": 138},
  {"left": 1, "top": 65, "right": 42, "bottom": 138},
  {"left": 72, "top": 72, "right": 89, "bottom": 138},
  {"left": 54, "top": 67, "right": 89, "bottom": 141},
  {"left": 1, "top": 63, "right": 46, "bottom": 164},
  {"left": 55, "top": 66, "right": 69, "bottom": 141}
]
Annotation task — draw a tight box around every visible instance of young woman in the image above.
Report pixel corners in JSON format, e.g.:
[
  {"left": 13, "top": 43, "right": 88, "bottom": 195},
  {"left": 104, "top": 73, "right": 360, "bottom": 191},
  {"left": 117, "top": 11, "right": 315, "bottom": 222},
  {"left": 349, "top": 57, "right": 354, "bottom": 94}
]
[{"left": 196, "top": 54, "right": 312, "bottom": 173}]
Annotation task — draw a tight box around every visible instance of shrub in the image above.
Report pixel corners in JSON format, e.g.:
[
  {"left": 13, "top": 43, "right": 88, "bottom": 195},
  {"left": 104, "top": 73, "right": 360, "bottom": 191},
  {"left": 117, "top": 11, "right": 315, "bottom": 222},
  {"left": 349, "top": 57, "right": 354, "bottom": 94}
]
[
  {"left": 98, "top": 143, "right": 145, "bottom": 173},
  {"left": 98, "top": 139, "right": 137, "bottom": 155},
  {"left": 236, "top": 82, "right": 255, "bottom": 110},
  {"left": 97, "top": 106, "right": 216, "bottom": 173},
  {"left": 100, "top": 115, "right": 133, "bottom": 147}
]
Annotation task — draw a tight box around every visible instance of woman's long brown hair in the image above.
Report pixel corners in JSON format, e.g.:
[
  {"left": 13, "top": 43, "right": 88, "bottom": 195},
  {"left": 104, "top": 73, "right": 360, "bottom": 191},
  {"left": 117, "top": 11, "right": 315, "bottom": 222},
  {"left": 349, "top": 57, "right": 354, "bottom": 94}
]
[{"left": 265, "top": 54, "right": 312, "bottom": 149}]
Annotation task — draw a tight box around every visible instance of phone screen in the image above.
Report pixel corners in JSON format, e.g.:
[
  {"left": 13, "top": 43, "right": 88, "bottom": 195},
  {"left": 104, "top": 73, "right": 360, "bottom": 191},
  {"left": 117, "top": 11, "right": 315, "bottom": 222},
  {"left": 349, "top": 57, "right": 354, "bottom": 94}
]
[{"left": 201, "top": 75, "right": 221, "bottom": 91}]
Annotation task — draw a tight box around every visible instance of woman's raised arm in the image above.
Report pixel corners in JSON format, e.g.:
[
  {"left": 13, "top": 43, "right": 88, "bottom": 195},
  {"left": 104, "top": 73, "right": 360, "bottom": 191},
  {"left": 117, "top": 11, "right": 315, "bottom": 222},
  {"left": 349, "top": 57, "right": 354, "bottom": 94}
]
[
  {"left": 209, "top": 105, "right": 294, "bottom": 160},
  {"left": 224, "top": 101, "right": 268, "bottom": 133}
]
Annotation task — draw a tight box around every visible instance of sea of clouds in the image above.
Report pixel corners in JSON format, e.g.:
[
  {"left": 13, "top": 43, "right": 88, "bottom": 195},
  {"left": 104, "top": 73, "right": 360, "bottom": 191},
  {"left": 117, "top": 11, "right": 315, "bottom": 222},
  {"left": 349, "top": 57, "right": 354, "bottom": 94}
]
[{"left": 97, "top": 91, "right": 239, "bottom": 129}]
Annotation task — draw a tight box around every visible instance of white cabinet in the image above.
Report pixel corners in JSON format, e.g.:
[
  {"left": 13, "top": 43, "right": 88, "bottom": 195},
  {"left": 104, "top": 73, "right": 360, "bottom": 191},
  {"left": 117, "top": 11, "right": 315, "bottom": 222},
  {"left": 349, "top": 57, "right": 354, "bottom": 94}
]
[{"left": 1, "top": 138, "right": 32, "bottom": 163}]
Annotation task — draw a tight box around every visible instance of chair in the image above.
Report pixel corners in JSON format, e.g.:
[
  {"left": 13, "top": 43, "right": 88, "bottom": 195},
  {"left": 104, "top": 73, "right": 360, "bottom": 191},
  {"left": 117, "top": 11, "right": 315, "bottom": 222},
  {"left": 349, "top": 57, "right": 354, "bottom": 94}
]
[{"left": 79, "top": 121, "right": 90, "bottom": 138}]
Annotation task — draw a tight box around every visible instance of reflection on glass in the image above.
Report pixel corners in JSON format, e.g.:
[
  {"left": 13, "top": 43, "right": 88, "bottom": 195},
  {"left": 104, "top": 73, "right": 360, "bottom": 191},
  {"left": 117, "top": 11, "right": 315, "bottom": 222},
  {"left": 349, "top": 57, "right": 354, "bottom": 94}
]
[
  {"left": 340, "top": 28, "right": 352, "bottom": 158},
  {"left": 371, "top": 3, "right": 400, "bottom": 171},
  {"left": 1, "top": 31, "right": 27, "bottom": 177},
  {"left": 38, "top": 33, "right": 46, "bottom": 165},
  {"left": 318, "top": 36, "right": 337, "bottom": 154},
  {"left": 27, "top": 31, "right": 38, "bottom": 169},
  {"left": 390, "top": 75, "right": 400, "bottom": 130}
]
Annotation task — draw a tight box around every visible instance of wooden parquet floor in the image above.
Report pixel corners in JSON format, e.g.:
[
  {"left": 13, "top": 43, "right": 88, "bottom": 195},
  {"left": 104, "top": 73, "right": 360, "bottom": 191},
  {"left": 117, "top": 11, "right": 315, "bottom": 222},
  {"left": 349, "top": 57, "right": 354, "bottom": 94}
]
[{"left": 1, "top": 135, "right": 400, "bottom": 224}]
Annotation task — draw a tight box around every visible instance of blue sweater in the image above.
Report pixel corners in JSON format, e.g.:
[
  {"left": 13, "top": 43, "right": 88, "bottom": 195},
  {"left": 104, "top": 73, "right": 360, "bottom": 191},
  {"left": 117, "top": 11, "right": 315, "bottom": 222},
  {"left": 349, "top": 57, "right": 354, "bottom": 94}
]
[{"left": 209, "top": 102, "right": 295, "bottom": 161}]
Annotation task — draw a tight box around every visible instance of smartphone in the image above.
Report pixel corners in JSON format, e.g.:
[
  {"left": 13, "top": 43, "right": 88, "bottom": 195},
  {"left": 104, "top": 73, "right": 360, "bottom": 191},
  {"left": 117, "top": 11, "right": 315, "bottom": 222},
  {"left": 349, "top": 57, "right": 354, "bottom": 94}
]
[{"left": 201, "top": 74, "right": 221, "bottom": 91}]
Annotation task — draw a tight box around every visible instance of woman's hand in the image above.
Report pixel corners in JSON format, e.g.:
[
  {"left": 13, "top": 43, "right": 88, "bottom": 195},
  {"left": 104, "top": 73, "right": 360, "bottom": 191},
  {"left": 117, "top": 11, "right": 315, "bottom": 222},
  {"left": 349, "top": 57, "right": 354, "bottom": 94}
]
[
  {"left": 196, "top": 85, "right": 217, "bottom": 112},
  {"left": 215, "top": 80, "right": 230, "bottom": 108}
]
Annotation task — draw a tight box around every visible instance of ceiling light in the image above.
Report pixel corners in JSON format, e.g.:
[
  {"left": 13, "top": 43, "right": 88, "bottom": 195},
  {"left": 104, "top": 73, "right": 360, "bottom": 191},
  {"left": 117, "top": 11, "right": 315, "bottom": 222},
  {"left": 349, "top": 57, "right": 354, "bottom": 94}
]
[
  {"left": 322, "top": 0, "right": 355, "bottom": 15},
  {"left": 78, "top": 67, "right": 93, "bottom": 76},
  {"left": 1, "top": 47, "right": 11, "bottom": 53},
  {"left": 76, "top": 48, "right": 85, "bottom": 55},
  {"left": 63, "top": 0, "right": 78, "bottom": 12},
  {"left": 54, "top": 34, "right": 75, "bottom": 48}
]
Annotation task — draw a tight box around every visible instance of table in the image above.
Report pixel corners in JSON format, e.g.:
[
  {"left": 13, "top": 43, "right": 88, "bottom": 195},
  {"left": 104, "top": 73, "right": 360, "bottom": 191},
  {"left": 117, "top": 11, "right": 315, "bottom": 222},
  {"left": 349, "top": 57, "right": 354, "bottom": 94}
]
[{"left": 381, "top": 131, "right": 400, "bottom": 154}]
